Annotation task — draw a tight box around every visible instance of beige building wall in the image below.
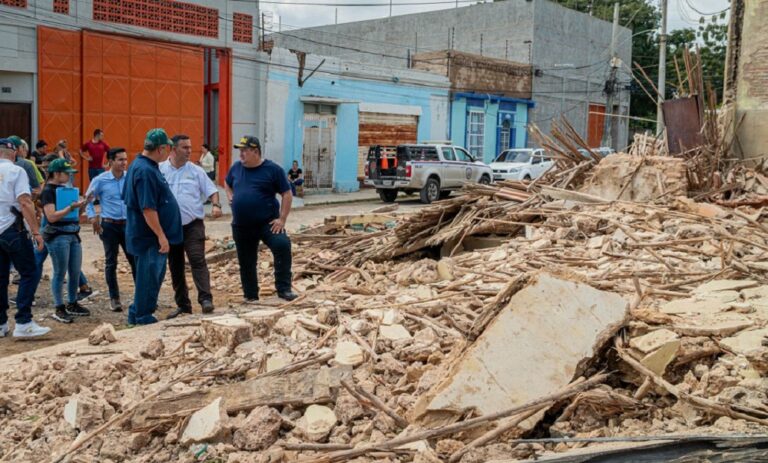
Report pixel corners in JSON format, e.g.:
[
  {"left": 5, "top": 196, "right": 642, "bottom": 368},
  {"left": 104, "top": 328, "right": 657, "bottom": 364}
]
[{"left": 735, "top": 0, "right": 768, "bottom": 160}]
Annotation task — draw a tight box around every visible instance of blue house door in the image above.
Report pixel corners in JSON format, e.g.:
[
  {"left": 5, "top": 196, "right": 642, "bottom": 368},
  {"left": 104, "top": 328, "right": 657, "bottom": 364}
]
[{"left": 496, "top": 119, "right": 515, "bottom": 154}]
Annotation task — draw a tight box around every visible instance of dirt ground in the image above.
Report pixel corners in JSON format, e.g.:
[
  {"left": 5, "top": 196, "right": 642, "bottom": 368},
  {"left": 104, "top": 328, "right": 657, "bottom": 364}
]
[{"left": 0, "top": 198, "right": 425, "bottom": 357}]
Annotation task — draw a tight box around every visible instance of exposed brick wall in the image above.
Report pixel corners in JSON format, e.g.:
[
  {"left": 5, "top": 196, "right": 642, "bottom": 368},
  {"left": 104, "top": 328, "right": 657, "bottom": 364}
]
[
  {"left": 233, "top": 12, "right": 252, "bottom": 43},
  {"left": 0, "top": 0, "right": 26, "bottom": 7},
  {"left": 53, "top": 0, "right": 69, "bottom": 14},
  {"left": 93, "top": 0, "right": 219, "bottom": 39}
]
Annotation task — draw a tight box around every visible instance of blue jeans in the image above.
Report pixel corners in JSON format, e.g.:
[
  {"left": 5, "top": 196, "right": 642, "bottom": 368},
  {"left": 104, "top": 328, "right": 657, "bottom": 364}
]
[
  {"left": 0, "top": 227, "right": 40, "bottom": 325},
  {"left": 46, "top": 234, "right": 82, "bottom": 306},
  {"left": 128, "top": 245, "right": 166, "bottom": 325},
  {"left": 232, "top": 223, "right": 292, "bottom": 300},
  {"left": 290, "top": 179, "right": 304, "bottom": 196},
  {"left": 34, "top": 245, "right": 88, "bottom": 287}
]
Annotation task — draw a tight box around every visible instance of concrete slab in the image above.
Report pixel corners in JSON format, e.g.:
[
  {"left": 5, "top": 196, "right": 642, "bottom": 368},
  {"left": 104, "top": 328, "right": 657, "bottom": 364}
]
[
  {"left": 692, "top": 280, "right": 758, "bottom": 294},
  {"left": 411, "top": 273, "right": 628, "bottom": 424},
  {"left": 629, "top": 329, "right": 679, "bottom": 354}
]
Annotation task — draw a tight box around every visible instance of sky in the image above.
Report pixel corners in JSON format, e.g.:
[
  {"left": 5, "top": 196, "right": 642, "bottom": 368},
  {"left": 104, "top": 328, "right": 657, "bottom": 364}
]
[{"left": 261, "top": 0, "right": 730, "bottom": 33}]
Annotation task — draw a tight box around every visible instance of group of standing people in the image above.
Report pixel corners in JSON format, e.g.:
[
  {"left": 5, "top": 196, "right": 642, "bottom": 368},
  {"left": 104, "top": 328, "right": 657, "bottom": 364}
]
[{"left": 0, "top": 128, "right": 298, "bottom": 338}]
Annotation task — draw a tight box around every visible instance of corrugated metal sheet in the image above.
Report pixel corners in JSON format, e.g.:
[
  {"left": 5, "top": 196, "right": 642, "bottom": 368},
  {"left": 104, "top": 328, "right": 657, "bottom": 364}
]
[
  {"left": 358, "top": 112, "right": 417, "bottom": 179},
  {"left": 587, "top": 104, "right": 606, "bottom": 148},
  {"left": 663, "top": 97, "right": 703, "bottom": 154},
  {"left": 38, "top": 26, "right": 204, "bottom": 191}
]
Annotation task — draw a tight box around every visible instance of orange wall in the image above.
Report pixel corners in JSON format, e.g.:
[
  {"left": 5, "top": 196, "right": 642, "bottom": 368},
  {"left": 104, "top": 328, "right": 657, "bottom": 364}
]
[{"left": 38, "top": 26, "right": 205, "bottom": 191}]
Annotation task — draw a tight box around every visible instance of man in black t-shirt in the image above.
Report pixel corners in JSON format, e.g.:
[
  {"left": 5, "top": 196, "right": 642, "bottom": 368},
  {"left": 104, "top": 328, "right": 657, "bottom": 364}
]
[
  {"left": 32, "top": 140, "right": 48, "bottom": 166},
  {"left": 225, "top": 136, "right": 297, "bottom": 303}
]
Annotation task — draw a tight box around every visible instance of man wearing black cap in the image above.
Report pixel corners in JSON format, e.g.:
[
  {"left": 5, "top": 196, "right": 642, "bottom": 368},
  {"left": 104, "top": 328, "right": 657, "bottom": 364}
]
[{"left": 225, "top": 136, "right": 297, "bottom": 302}]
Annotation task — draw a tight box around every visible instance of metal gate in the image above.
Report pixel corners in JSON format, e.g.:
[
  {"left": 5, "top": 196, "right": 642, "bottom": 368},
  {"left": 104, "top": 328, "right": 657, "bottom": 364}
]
[{"left": 302, "top": 114, "right": 336, "bottom": 189}]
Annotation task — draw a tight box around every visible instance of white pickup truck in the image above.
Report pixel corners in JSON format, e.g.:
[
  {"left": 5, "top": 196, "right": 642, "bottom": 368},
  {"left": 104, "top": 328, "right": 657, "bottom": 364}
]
[
  {"left": 490, "top": 148, "right": 554, "bottom": 182},
  {"left": 364, "top": 144, "right": 493, "bottom": 204}
]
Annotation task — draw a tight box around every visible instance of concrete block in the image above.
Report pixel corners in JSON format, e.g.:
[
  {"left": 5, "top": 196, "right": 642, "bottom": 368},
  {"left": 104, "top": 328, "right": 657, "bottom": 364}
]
[{"left": 411, "top": 273, "right": 628, "bottom": 425}]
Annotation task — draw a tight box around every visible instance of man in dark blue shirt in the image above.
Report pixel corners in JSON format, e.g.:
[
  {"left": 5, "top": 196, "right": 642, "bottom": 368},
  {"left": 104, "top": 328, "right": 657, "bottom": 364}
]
[
  {"left": 123, "top": 128, "right": 183, "bottom": 325},
  {"left": 225, "top": 136, "right": 297, "bottom": 302}
]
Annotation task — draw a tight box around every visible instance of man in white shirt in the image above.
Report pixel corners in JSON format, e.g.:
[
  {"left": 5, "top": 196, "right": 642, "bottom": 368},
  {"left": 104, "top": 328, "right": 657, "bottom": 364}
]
[
  {"left": 199, "top": 143, "right": 216, "bottom": 182},
  {"left": 0, "top": 138, "right": 50, "bottom": 338},
  {"left": 160, "top": 135, "right": 222, "bottom": 319}
]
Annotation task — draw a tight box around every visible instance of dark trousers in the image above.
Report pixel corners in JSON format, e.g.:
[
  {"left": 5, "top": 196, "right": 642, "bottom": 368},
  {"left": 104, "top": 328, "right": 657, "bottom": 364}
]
[
  {"left": 100, "top": 222, "right": 136, "bottom": 300},
  {"left": 128, "top": 245, "right": 166, "bottom": 325},
  {"left": 168, "top": 219, "right": 212, "bottom": 310},
  {"left": 0, "top": 227, "right": 40, "bottom": 325},
  {"left": 206, "top": 171, "right": 216, "bottom": 182},
  {"left": 232, "top": 223, "right": 292, "bottom": 300},
  {"left": 88, "top": 167, "right": 105, "bottom": 181}
]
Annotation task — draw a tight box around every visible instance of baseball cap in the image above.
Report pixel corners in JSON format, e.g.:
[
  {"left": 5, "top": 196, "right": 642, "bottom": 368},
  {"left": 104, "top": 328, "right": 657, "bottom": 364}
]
[
  {"left": 7, "top": 135, "right": 23, "bottom": 149},
  {"left": 234, "top": 135, "right": 261, "bottom": 150},
  {"left": 0, "top": 138, "right": 15, "bottom": 150},
  {"left": 47, "top": 158, "right": 78, "bottom": 174},
  {"left": 144, "top": 128, "right": 173, "bottom": 149}
]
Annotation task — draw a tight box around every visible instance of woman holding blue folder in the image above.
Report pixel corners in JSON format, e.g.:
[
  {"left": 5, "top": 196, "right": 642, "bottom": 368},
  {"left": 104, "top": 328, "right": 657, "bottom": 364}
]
[{"left": 40, "top": 159, "right": 91, "bottom": 323}]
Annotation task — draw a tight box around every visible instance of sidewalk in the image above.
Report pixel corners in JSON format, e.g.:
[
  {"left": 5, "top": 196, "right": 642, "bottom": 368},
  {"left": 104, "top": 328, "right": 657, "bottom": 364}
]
[{"left": 205, "top": 187, "right": 379, "bottom": 215}]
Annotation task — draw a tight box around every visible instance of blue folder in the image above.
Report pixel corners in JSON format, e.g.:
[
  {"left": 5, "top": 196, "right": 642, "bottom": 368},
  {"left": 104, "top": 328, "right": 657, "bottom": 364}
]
[{"left": 55, "top": 187, "right": 80, "bottom": 221}]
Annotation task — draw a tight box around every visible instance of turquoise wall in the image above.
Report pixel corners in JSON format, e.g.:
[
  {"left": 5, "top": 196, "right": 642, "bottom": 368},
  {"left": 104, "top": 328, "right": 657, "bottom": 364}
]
[
  {"left": 450, "top": 96, "right": 533, "bottom": 164},
  {"left": 269, "top": 70, "right": 448, "bottom": 192}
]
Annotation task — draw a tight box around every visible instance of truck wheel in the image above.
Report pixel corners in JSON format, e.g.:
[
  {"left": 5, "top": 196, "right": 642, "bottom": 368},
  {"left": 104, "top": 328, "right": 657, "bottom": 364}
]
[
  {"left": 378, "top": 189, "right": 398, "bottom": 203},
  {"left": 523, "top": 175, "right": 532, "bottom": 182},
  {"left": 479, "top": 175, "right": 491, "bottom": 185},
  {"left": 420, "top": 178, "right": 440, "bottom": 204}
]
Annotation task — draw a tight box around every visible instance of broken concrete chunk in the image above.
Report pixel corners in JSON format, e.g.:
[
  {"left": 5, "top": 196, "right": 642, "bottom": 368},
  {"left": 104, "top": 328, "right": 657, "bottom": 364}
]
[
  {"left": 693, "top": 280, "right": 758, "bottom": 294},
  {"left": 660, "top": 297, "right": 732, "bottom": 316},
  {"left": 334, "top": 341, "right": 364, "bottom": 367},
  {"left": 180, "top": 397, "right": 230, "bottom": 445},
  {"left": 674, "top": 313, "right": 754, "bottom": 337},
  {"left": 298, "top": 405, "right": 337, "bottom": 442},
  {"left": 232, "top": 406, "right": 282, "bottom": 451},
  {"left": 379, "top": 324, "right": 412, "bottom": 341},
  {"left": 64, "top": 396, "right": 113, "bottom": 431},
  {"left": 640, "top": 339, "right": 681, "bottom": 375},
  {"left": 412, "top": 273, "right": 627, "bottom": 429},
  {"left": 629, "top": 329, "right": 679, "bottom": 354},
  {"left": 88, "top": 323, "right": 117, "bottom": 346},
  {"left": 720, "top": 328, "right": 768, "bottom": 358},
  {"left": 140, "top": 338, "right": 165, "bottom": 360},
  {"left": 437, "top": 260, "right": 454, "bottom": 281},
  {"left": 241, "top": 309, "right": 285, "bottom": 337},
  {"left": 266, "top": 351, "right": 294, "bottom": 372},
  {"left": 201, "top": 316, "right": 253, "bottom": 352}
]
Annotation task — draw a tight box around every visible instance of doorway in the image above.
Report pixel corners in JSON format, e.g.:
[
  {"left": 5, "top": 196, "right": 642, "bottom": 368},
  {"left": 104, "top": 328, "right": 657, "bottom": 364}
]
[
  {"left": 0, "top": 103, "right": 31, "bottom": 143},
  {"left": 302, "top": 107, "right": 336, "bottom": 190}
]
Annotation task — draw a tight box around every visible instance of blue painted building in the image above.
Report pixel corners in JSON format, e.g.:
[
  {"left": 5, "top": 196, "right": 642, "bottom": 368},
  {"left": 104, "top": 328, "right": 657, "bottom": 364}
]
[
  {"left": 450, "top": 93, "right": 535, "bottom": 164},
  {"left": 263, "top": 49, "right": 451, "bottom": 192}
]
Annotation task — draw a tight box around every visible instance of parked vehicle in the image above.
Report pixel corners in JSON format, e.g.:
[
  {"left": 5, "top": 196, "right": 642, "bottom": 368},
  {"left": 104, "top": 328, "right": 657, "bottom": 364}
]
[
  {"left": 490, "top": 148, "right": 554, "bottom": 182},
  {"left": 578, "top": 147, "right": 616, "bottom": 159},
  {"left": 364, "top": 144, "right": 493, "bottom": 204}
]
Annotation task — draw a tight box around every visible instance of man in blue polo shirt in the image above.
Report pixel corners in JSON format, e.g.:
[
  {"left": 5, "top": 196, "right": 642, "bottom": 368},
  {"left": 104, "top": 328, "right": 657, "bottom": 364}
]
[
  {"left": 85, "top": 147, "right": 136, "bottom": 312},
  {"left": 225, "top": 136, "right": 297, "bottom": 302},
  {"left": 123, "top": 129, "right": 182, "bottom": 325}
]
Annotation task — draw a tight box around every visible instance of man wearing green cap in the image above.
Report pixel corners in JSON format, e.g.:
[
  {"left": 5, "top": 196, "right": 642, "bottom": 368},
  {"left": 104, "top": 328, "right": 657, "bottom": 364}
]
[{"left": 122, "top": 128, "right": 183, "bottom": 325}]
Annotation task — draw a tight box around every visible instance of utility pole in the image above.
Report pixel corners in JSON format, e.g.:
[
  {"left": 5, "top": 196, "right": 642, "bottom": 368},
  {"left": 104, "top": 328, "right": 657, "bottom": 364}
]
[
  {"left": 389, "top": 0, "right": 392, "bottom": 17},
  {"left": 657, "top": 0, "right": 668, "bottom": 135},
  {"left": 601, "top": 2, "right": 620, "bottom": 149},
  {"left": 335, "top": 8, "right": 338, "bottom": 25}
]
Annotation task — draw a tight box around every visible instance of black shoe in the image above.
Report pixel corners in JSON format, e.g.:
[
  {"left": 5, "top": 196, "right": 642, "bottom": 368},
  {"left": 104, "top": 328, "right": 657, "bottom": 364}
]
[
  {"left": 77, "top": 286, "right": 94, "bottom": 301},
  {"left": 66, "top": 302, "right": 91, "bottom": 317},
  {"left": 201, "top": 300, "right": 215, "bottom": 314},
  {"left": 53, "top": 305, "right": 74, "bottom": 324},
  {"left": 166, "top": 307, "right": 192, "bottom": 320},
  {"left": 277, "top": 291, "right": 298, "bottom": 301}
]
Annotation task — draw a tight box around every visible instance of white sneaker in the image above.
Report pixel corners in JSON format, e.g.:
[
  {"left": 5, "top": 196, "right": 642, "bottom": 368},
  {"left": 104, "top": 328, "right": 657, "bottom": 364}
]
[
  {"left": 0, "top": 323, "right": 8, "bottom": 337},
  {"left": 13, "top": 321, "right": 51, "bottom": 338}
]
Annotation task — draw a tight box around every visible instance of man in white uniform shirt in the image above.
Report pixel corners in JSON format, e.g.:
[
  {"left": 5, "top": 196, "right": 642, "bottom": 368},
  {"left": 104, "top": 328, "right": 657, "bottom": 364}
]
[
  {"left": 160, "top": 135, "right": 222, "bottom": 319},
  {"left": 0, "top": 138, "right": 50, "bottom": 337}
]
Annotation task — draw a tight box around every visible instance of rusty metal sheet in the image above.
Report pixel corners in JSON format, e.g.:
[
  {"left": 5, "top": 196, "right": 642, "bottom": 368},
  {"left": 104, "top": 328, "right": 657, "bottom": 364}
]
[{"left": 663, "top": 97, "right": 703, "bottom": 154}]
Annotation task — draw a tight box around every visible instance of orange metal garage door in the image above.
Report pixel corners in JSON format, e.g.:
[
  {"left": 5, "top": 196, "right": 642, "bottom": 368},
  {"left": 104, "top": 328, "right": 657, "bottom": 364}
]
[{"left": 38, "top": 27, "right": 204, "bottom": 191}]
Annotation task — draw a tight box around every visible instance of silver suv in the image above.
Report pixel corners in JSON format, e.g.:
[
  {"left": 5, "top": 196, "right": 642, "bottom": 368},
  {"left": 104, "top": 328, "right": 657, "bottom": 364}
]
[{"left": 364, "top": 144, "right": 493, "bottom": 204}]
